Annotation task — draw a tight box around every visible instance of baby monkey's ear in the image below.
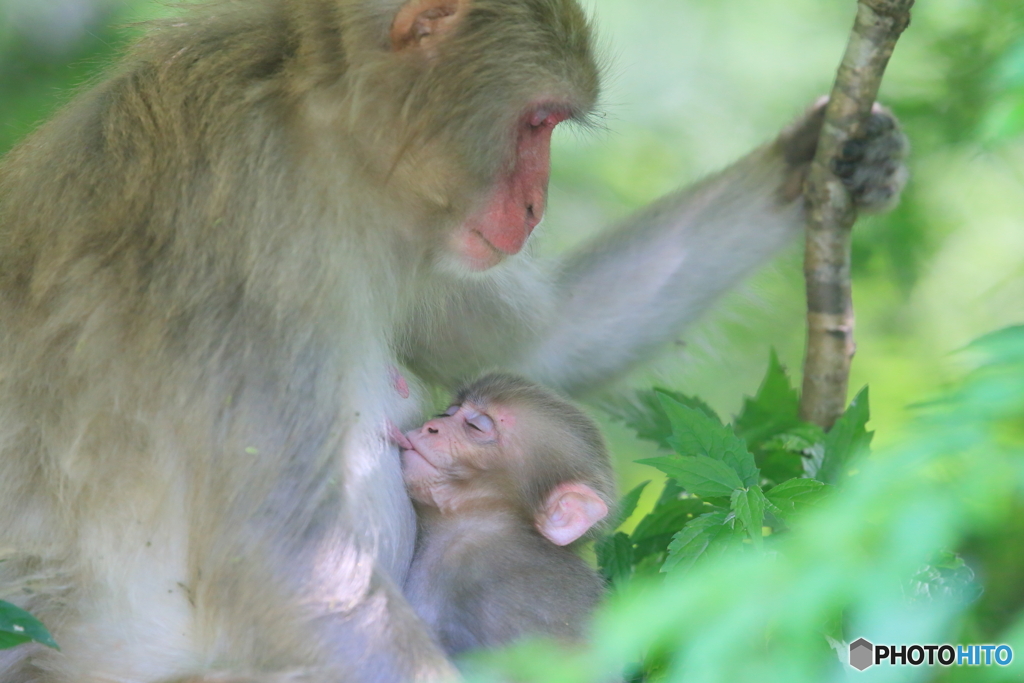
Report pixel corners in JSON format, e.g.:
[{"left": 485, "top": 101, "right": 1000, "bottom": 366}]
[{"left": 535, "top": 482, "right": 609, "bottom": 546}]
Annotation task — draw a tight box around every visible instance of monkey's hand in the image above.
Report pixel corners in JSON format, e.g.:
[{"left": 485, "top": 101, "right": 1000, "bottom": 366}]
[{"left": 776, "top": 99, "right": 909, "bottom": 211}]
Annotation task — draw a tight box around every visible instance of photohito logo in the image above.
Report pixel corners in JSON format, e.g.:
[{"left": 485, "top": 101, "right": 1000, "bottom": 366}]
[{"left": 849, "top": 638, "right": 1013, "bottom": 671}]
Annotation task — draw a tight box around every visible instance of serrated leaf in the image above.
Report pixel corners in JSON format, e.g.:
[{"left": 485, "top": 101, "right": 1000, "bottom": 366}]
[
  {"left": 636, "top": 456, "right": 743, "bottom": 498},
  {"left": 601, "top": 389, "right": 720, "bottom": 450},
  {"left": 757, "top": 421, "right": 827, "bottom": 481},
  {"left": 763, "top": 498, "right": 786, "bottom": 525},
  {"left": 731, "top": 486, "right": 766, "bottom": 549},
  {"left": 760, "top": 422, "right": 827, "bottom": 453},
  {"left": 765, "top": 478, "right": 829, "bottom": 520},
  {"left": 631, "top": 498, "right": 708, "bottom": 560},
  {"left": 652, "top": 389, "right": 721, "bottom": 423},
  {"left": 655, "top": 478, "right": 684, "bottom": 507},
  {"left": 656, "top": 394, "right": 759, "bottom": 486},
  {"left": 0, "top": 601, "right": 58, "bottom": 651},
  {"left": 756, "top": 449, "right": 806, "bottom": 484},
  {"left": 596, "top": 532, "right": 634, "bottom": 585},
  {"left": 702, "top": 519, "right": 747, "bottom": 562},
  {"left": 733, "top": 350, "right": 801, "bottom": 447},
  {"left": 758, "top": 423, "right": 825, "bottom": 483},
  {"left": 818, "top": 387, "right": 873, "bottom": 484},
  {"left": 662, "top": 511, "right": 729, "bottom": 573},
  {"left": 633, "top": 498, "right": 708, "bottom": 541},
  {"left": 609, "top": 481, "right": 649, "bottom": 530}
]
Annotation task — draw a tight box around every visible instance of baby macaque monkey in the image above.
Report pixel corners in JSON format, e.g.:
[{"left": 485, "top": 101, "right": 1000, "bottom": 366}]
[{"left": 397, "top": 373, "right": 615, "bottom": 656}]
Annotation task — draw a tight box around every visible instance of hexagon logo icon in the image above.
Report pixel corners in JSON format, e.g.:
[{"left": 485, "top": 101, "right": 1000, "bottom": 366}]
[{"left": 850, "top": 638, "right": 874, "bottom": 671}]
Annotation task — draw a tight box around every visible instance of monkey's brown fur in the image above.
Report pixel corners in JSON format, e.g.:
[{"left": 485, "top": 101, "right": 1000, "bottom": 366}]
[{"left": 0, "top": 2, "right": 597, "bottom": 680}]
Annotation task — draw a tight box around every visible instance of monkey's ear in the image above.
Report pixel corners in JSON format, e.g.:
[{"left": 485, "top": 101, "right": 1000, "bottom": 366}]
[
  {"left": 535, "top": 482, "right": 609, "bottom": 546},
  {"left": 390, "top": 0, "right": 469, "bottom": 53}
]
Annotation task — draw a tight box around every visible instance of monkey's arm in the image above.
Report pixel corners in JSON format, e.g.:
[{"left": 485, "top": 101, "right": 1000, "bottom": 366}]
[
  {"left": 521, "top": 146, "right": 799, "bottom": 394},
  {"left": 406, "top": 106, "right": 905, "bottom": 394},
  {"left": 517, "top": 106, "right": 908, "bottom": 395}
]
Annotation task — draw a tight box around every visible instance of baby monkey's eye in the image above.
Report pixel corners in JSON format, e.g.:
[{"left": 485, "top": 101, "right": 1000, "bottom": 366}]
[
  {"left": 436, "top": 405, "right": 460, "bottom": 418},
  {"left": 466, "top": 413, "right": 494, "bottom": 433}
]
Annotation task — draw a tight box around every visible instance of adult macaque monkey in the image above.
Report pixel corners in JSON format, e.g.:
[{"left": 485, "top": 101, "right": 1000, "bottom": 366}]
[
  {"left": 400, "top": 373, "right": 614, "bottom": 656},
  {"left": 0, "top": 0, "right": 908, "bottom": 680}
]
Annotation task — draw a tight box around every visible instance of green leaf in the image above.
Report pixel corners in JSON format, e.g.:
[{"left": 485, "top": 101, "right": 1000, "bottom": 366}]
[
  {"left": 609, "top": 481, "right": 649, "bottom": 530},
  {"left": 756, "top": 449, "right": 806, "bottom": 484},
  {"left": 765, "top": 478, "right": 829, "bottom": 520},
  {"left": 662, "top": 511, "right": 730, "bottom": 573},
  {"left": 633, "top": 498, "right": 708, "bottom": 541},
  {"left": 757, "top": 422, "right": 826, "bottom": 484},
  {"left": 760, "top": 422, "right": 827, "bottom": 453},
  {"left": 0, "top": 601, "right": 58, "bottom": 651},
  {"left": 656, "top": 393, "right": 759, "bottom": 486},
  {"left": 731, "top": 487, "right": 766, "bottom": 549},
  {"left": 596, "top": 532, "right": 634, "bottom": 585},
  {"left": 733, "top": 350, "right": 801, "bottom": 447},
  {"left": 636, "top": 456, "right": 743, "bottom": 498},
  {"left": 703, "top": 519, "right": 748, "bottom": 563},
  {"left": 601, "top": 389, "right": 720, "bottom": 450},
  {"left": 655, "top": 478, "right": 684, "bottom": 507},
  {"left": 818, "top": 387, "right": 873, "bottom": 484},
  {"left": 631, "top": 498, "right": 709, "bottom": 560}
]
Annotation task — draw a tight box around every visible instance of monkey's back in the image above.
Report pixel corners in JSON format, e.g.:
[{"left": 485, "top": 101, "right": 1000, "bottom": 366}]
[{"left": 406, "top": 520, "right": 605, "bottom": 656}]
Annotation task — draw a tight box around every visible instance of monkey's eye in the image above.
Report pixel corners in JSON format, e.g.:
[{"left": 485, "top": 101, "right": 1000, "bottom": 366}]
[
  {"left": 437, "top": 405, "right": 459, "bottom": 418},
  {"left": 464, "top": 411, "right": 494, "bottom": 435}
]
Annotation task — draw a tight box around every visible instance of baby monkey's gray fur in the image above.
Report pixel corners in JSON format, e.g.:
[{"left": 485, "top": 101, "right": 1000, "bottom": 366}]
[{"left": 402, "top": 374, "right": 614, "bottom": 655}]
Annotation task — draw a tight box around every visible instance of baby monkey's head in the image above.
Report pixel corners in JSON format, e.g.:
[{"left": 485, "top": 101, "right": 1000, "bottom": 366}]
[{"left": 401, "top": 373, "right": 615, "bottom": 546}]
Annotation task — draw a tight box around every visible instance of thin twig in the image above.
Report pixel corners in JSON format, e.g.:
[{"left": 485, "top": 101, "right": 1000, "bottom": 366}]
[{"left": 799, "top": 0, "right": 914, "bottom": 430}]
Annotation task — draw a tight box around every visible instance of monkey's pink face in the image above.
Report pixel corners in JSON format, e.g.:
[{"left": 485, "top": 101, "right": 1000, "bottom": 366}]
[
  {"left": 450, "top": 107, "right": 571, "bottom": 271},
  {"left": 400, "top": 401, "right": 519, "bottom": 508}
]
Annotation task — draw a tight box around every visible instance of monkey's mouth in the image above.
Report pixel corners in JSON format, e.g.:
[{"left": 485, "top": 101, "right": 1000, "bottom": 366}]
[
  {"left": 448, "top": 226, "right": 506, "bottom": 272},
  {"left": 400, "top": 445, "right": 441, "bottom": 477}
]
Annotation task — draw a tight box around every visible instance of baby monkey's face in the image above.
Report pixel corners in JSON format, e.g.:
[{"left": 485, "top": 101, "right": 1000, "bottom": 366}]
[{"left": 400, "top": 400, "right": 521, "bottom": 510}]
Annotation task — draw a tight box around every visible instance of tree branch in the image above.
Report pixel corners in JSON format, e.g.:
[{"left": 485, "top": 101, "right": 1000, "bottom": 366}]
[{"left": 799, "top": 0, "right": 914, "bottom": 430}]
